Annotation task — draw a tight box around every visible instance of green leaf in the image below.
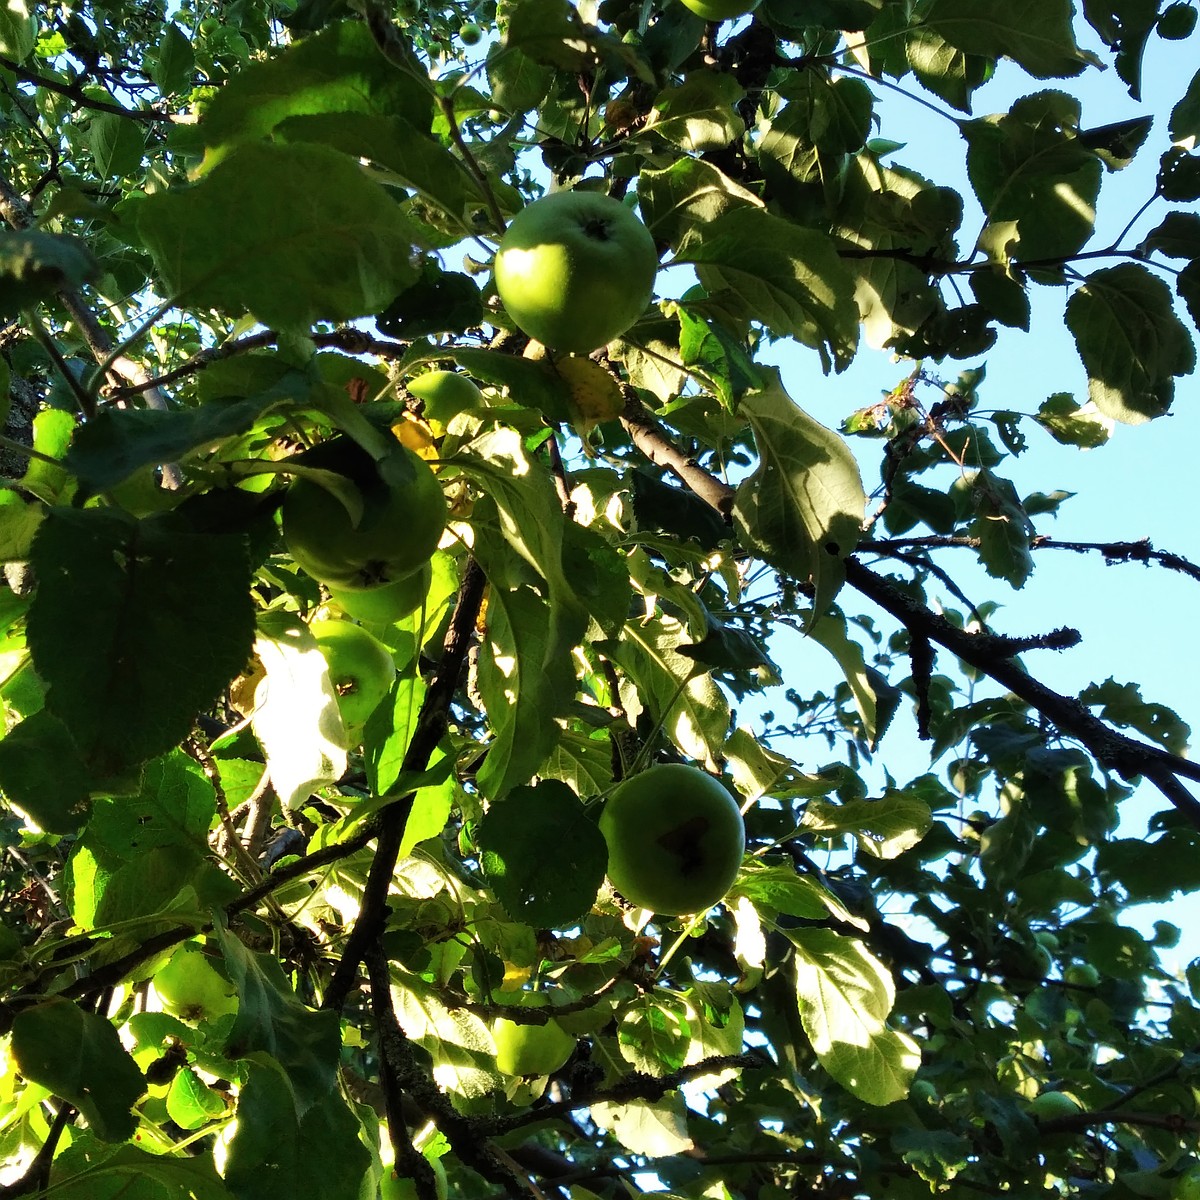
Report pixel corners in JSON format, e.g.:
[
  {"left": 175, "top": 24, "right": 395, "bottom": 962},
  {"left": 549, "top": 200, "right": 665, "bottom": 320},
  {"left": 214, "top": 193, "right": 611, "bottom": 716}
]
[
  {"left": 12, "top": 998, "right": 146, "bottom": 1142},
  {"left": 801, "top": 791, "right": 933, "bottom": 860},
  {"left": 0, "top": 497, "right": 45, "bottom": 561},
  {"left": 967, "top": 472, "right": 1035, "bottom": 587},
  {"left": 27, "top": 508, "right": 255, "bottom": 774},
  {"left": 455, "top": 426, "right": 586, "bottom": 629},
  {"left": 731, "top": 862, "right": 865, "bottom": 926},
  {"left": 152, "top": 22, "right": 194, "bottom": 95},
  {"left": 473, "top": 580, "right": 576, "bottom": 798},
  {"left": 0, "top": 3, "right": 36, "bottom": 60},
  {"left": 1170, "top": 67, "right": 1200, "bottom": 143},
  {"left": 963, "top": 93, "right": 1102, "bottom": 265},
  {"left": 376, "top": 263, "right": 485, "bottom": 338},
  {"left": 479, "top": 779, "right": 607, "bottom": 926},
  {"left": 787, "top": 928, "right": 921, "bottom": 1105},
  {"left": 65, "top": 384, "right": 304, "bottom": 490},
  {"left": 732, "top": 371, "right": 866, "bottom": 620},
  {"left": 503, "top": 0, "right": 600, "bottom": 70},
  {"left": 444, "top": 348, "right": 571, "bottom": 420},
  {"left": 631, "top": 470, "right": 730, "bottom": 550},
  {"left": 47, "top": 1144, "right": 233, "bottom": 1200},
  {"left": 677, "top": 208, "right": 860, "bottom": 372},
  {"left": 218, "top": 933, "right": 343, "bottom": 1115},
  {"left": 67, "top": 754, "right": 222, "bottom": 928},
  {"left": 832, "top": 156, "right": 952, "bottom": 349},
  {"left": 166, "top": 1068, "right": 228, "bottom": 1130},
  {"left": 905, "top": 27, "right": 991, "bottom": 112},
  {"left": 1079, "top": 678, "right": 1191, "bottom": 755},
  {"left": 0, "top": 230, "right": 98, "bottom": 314},
  {"left": 136, "top": 141, "right": 422, "bottom": 331},
  {"left": 757, "top": 73, "right": 872, "bottom": 214},
  {"left": 88, "top": 112, "right": 146, "bottom": 180},
  {"left": 275, "top": 112, "right": 481, "bottom": 223},
  {"left": 1064, "top": 263, "right": 1196, "bottom": 424},
  {"left": 809, "top": 611, "right": 887, "bottom": 748},
  {"left": 21, "top": 408, "right": 75, "bottom": 504},
  {"left": 223, "top": 1064, "right": 371, "bottom": 1200},
  {"left": 922, "top": 0, "right": 1097, "bottom": 77},
  {"left": 1140, "top": 211, "right": 1200, "bottom": 259},
  {"left": 1179, "top": 260, "right": 1200, "bottom": 334},
  {"left": 0, "top": 710, "right": 92, "bottom": 833},
  {"left": 637, "top": 159, "right": 762, "bottom": 251},
  {"left": 538, "top": 726, "right": 614, "bottom": 797},
  {"left": 199, "top": 19, "right": 431, "bottom": 161},
  {"left": 649, "top": 71, "right": 745, "bottom": 152},
  {"left": 487, "top": 42, "right": 554, "bottom": 114},
  {"left": 1079, "top": 115, "right": 1153, "bottom": 170},
  {"left": 601, "top": 616, "right": 731, "bottom": 771},
  {"left": 590, "top": 1096, "right": 694, "bottom": 1157},
  {"left": 1034, "top": 393, "right": 1112, "bottom": 448}
]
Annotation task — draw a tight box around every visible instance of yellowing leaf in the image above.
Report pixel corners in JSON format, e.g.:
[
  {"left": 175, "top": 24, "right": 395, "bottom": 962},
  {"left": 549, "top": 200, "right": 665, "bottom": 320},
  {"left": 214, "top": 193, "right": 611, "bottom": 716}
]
[
  {"left": 552, "top": 356, "right": 624, "bottom": 434},
  {"left": 391, "top": 414, "right": 438, "bottom": 459}
]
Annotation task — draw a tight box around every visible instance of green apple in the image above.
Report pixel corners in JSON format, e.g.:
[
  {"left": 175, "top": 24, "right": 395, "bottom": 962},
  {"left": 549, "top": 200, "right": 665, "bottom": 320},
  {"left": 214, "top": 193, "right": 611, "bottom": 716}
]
[
  {"left": 1173, "top": 1163, "right": 1200, "bottom": 1200},
  {"left": 406, "top": 371, "right": 484, "bottom": 429},
  {"left": 677, "top": 0, "right": 760, "bottom": 18},
  {"left": 1063, "top": 962, "right": 1101, "bottom": 989},
  {"left": 492, "top": 1017, "right": 575, "bottom": 1077},
  {"left": 282, "top": 437, "right": 446, "bottom": 590},
  {"left": 310, "top": 618, "right": 396, "bottom": 740},
  {"left": 381, "top": 1157, "right": 447, "bottom": 1200},
  {"left": 493, "top": 190, "right": 658, "bottom": 354},
  {"left": 328, "top": 561, "right": 432, "bottom": 626},
  {"left": 459, "top": 21, "right": 483, "bottom": 44},
  {"left": 599, "top": 763, "right": 745, "bottom": 916},
  {"left": 1025, "top": 1091, "right": 1082, "bottom": 1120},
  {"left": 154, "top": 943, "right": 238, "bottom": 1024}
]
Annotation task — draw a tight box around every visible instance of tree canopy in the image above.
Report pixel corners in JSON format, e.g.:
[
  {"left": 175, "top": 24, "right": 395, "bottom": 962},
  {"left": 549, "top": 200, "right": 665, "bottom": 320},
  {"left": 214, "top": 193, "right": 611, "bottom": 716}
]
[{"left": 0, "top": 0, "right": 1198, "bottom": 1197}]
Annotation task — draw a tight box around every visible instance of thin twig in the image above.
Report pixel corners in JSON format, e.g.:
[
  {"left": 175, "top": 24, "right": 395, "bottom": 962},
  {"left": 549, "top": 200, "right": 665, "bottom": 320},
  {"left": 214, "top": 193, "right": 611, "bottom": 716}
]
[{"left": 0, "top": 55, "right": 171, "bottom": 122}]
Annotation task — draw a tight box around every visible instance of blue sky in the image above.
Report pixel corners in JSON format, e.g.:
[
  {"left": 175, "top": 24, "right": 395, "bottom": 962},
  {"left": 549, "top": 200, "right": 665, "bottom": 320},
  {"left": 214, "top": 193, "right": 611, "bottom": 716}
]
[{"left": 748, "top": 24, "right": 1200, "bottom": 960}]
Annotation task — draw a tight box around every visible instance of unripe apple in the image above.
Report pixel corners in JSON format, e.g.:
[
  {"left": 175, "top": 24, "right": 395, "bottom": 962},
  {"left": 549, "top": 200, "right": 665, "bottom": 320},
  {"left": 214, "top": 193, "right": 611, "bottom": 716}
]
[
  {"left": 327, "top": 561, "right": 432, "bottom": 626},
  {"left": 282, "top": 438, "right": 446, "bottom": 590},
  {"left": 381, "top": 1157, "right": 447, "bottom": 1200},
  {"left": 310, "top": 618, "right": 396, "bottom": 740},
  {"left": 494, "top": 190, "right": 658, "bottom": 354},
  {"left": 406, "top": 371, "right": 484, "bottom": 430},
  {"left": 677, "top": 0, "right": 760, "bottom": 19},
  {"left": 599, "top": 763, "right": 745, "bottom": 915},
  {"left": 492, "top": 1017, "right": 575, "bottom": 1076},
  {"left": 1063, "top": 963, "right": 1101, "bottom": 989},
  {"left": 1026, "top": 1091, "right": 1082, "bottom": 1120},
  {"left": 154, "top": 943, "right": 238, "bottom": 1024}
]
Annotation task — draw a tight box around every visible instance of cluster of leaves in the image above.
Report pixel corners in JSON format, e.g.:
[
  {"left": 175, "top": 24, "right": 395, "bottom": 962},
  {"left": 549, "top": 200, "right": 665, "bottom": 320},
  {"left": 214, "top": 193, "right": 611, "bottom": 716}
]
[{"left": 0, "top": 0, "right": 1198, "bottom": 1198}]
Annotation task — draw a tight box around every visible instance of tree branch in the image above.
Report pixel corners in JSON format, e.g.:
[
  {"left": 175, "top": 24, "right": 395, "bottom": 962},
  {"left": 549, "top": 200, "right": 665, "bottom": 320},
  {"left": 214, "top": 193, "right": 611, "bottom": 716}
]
[
  {"left": 618, "top": 388, "right": 735, "bottom": 518},
  {"left": 105, "top": 327, "right": 412, "bottom": 401},
  {"left": 859, "top": 533, "right": 1200, "bottom": 585},
  {"left": 323, "top": 557, "right": 487, "bottom": 1012},
  {"left": 365, "top": 944, "right": 541, "bottom": 1199},
  {"left": 612, "top": 406, "right": 1200, "bottom": 822},
  {"left": 481, "top": 1050, "right": 772, "bottom": 1136},
  {"left": 844, "top": 558, "right": 1200, "bottom": 823},
  {"left": 0, "top": 55, "right": 172, "bottom": 122}
]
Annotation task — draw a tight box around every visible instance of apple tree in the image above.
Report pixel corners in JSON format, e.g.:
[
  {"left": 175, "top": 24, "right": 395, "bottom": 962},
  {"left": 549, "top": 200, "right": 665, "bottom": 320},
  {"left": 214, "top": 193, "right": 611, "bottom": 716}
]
[{"left": 0, "top": 0, "right": 1198, "bottom": 1196}]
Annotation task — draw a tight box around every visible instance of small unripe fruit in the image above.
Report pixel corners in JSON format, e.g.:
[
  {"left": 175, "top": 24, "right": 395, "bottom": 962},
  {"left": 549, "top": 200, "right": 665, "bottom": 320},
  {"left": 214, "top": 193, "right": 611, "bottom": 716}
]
[
  {"left": 459, "top": 21, "right": 483, "bottom": 44},
  {"left": 492, "top": 1017, "right": 575, "bottom": 1076}
]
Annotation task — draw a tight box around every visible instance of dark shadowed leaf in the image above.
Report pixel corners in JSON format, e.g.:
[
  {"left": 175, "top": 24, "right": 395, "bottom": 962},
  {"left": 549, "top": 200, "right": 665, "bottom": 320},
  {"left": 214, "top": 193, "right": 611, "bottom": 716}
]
[
  {"left": 12, "top": 998, "right": 146, "bottom": 1142},
  {"left": 479, "top": 779, "right": 607, "bottom": 926},
  {"left": 28, "top": 508, "right": 255, "bottom": 774}
]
